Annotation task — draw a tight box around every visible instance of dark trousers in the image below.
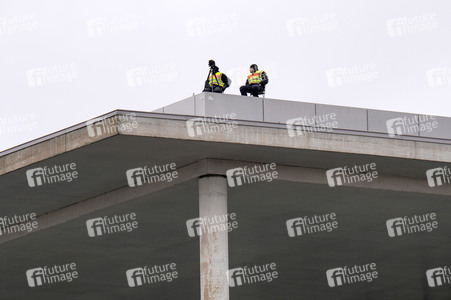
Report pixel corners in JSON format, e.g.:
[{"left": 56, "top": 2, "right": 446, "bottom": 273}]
[
  {"left": 240, "top": 84, "right": 264, "bottom": 97},
  {"left": 203, "top": 82, "right": 224, "bottom": 93}
]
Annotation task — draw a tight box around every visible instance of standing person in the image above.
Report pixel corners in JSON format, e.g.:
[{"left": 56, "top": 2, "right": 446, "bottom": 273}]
[
  {"left": 203, "top": 60, "right": 231, "bottom": 93},
  {"left": 240, "top": 64, "right": 268, "bottom": 97}
]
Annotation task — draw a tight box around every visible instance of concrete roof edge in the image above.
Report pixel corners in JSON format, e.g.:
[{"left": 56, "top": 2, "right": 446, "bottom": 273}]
[
  {"left": 0, "top": 109, "right": 187, "bottom": 157},
  {"left": 2, "top": 108, "right": 451, "bottom": 160}
]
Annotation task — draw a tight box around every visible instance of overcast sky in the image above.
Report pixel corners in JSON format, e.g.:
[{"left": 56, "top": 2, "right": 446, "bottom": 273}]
[{"left": 1, "top": 0, "right": 450, "bottom": 151}]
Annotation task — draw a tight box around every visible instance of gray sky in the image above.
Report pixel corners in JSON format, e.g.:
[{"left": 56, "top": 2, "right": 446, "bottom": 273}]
[{"left": 1, "top": 0, "right": 450, "bottom": 151}]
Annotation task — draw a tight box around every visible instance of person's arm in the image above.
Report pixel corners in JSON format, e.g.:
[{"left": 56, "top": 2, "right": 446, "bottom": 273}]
[
  {"left": 260, "top": 72, "right": 269, "bottom": 86},
  {"left": 221, "top": 73, "right": 230, "bottom": 88},
  {"left": 245, "top": 79, "right": 250, "bottom": 86}
]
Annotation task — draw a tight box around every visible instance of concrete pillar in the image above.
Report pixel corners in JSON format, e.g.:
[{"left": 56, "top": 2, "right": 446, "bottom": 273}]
[{"left": 199, "top": 175, "right": 229, "bottom": 300}]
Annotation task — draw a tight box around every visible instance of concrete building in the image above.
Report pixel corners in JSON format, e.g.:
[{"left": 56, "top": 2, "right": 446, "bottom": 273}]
[{"left": 1, "top": 93, "right": 451, "bottom": 299}]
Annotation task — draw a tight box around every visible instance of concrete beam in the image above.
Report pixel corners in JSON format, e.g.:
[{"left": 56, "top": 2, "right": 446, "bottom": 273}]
[
  {"left": 129, "top": 117, "right": 451, "bottom": 163},
  {"left": 0, "top": 161, "right": 205, "bottom": 244},
  {"left": 1, "top": 158, "right": 449, "bottom": 245},
  {"left": 3, "top": 109, "right": 451, "bottom": 176}
]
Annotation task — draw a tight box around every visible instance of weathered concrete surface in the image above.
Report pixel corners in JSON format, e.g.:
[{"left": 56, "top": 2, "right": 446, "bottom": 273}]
[
  {"left": 4, "top": 113, "right": 451, "bottom": 178},
  {"left": 2, "top": 157, "right": 450, "bottom": 245},
  {"left": 199, "top": 176, "right": 229, "bottom": 300}
]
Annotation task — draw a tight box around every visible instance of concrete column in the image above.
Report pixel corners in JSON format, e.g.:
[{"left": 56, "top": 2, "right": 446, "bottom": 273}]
[{"left": 199, "top": 175, "right": 229, "bottom": 300}]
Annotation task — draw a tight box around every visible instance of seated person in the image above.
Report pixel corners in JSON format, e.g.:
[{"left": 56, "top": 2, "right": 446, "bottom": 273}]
[{"left": 240, "top": 64, "right": 268, "bottom": 97}]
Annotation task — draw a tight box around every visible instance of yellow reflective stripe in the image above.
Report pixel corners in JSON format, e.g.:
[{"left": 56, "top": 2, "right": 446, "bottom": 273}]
[
  {"left": 247, "top": 70, "right": 264, "bottom": 84},
  {"left": 209, "top": 72, "right": 224, "bottom": 87}
]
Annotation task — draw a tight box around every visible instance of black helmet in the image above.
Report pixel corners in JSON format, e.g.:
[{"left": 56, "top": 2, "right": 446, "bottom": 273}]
[{"left": 250, "top": 64, "right": 258, "bottom": 71}]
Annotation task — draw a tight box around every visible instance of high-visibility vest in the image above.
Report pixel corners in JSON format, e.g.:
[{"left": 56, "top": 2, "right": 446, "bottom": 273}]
[
  {"left": 209, "top": 72, "right": 225, "bottom": 87},
  {"left": 247, "top": 70, "right": 264, "bottom": 84}
]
